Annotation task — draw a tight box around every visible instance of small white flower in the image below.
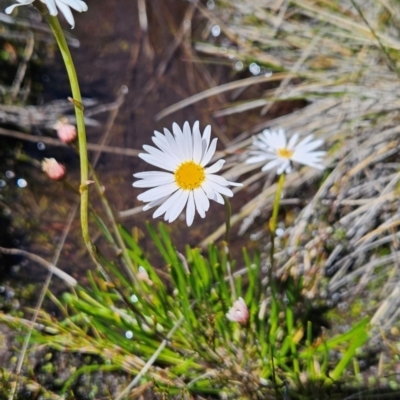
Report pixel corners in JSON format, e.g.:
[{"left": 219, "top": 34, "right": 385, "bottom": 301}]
[
  {"left": 246, "top": 128, "right": 325, "bottom": 175},
  {"left": 5, "top": 0, "right": 88, "bottom": 29},
  {"left": 133, "top": 121, "right": 242, "bottom": 227}
]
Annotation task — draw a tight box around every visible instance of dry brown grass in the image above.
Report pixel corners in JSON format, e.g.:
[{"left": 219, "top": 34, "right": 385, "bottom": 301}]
[{"left": 155, "top": 0, "right": 400, "bottom": 331}]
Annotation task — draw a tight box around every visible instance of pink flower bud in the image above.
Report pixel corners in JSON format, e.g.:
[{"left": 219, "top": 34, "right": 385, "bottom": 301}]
[
  {"left": 226, "top": 297, "right": 249, "bottom": 324},
  {"left": 42, "top": 158, "right": 66, "bottom": 181},
  {"left": 54, "top": 118, "right": 77, "bottom": 143}
]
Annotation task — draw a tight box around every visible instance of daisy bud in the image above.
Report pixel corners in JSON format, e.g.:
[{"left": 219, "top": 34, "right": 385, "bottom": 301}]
[
  {"left": 54, "top": 118, "right": 77, "bottom": 144},
  {"left": 226, "top": 297, "right": 249, "bottom": 324},
  {"left": 42, "top": 158, "right": 66, "bottom": 181}
]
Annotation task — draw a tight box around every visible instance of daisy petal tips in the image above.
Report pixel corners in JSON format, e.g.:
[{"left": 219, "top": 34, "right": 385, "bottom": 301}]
[
  {"left": 5, "top": 0, "right": 88, "bottom": 29},
  {"left": 246, "top": 128, "right": 326, "bottom": 175},
  {"left": 133, "top": 121, "right": 242, "bottom": 227}
]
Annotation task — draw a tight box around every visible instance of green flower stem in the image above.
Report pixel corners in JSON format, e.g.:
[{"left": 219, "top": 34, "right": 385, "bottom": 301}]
[
  {"left": 268, "top": 173, "right": 286, "bottom": 297},
  {"left": 44, "top": 14, "right": 95, "bottom": 265}
]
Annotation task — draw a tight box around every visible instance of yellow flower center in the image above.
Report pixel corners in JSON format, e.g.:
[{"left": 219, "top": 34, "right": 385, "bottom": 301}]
[
  {"left": 277, "top": 148, "right": 294, "bottom": 159},
  {"left": 174, "top": 161, "right": 206, "bottom": 190}
]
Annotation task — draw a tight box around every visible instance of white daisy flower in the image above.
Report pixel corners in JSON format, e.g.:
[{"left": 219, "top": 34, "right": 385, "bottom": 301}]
[
  {"left": 133, "top": 121, "right": 242, "bottom": 227},
  {"left": 5, "top": 0, "right": 88, "bottom": 29},
  {"left": 246, "top": 128, "right": 326, "bottom": 175}
]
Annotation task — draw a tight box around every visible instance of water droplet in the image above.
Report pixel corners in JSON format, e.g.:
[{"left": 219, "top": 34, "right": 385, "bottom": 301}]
[
  {"left": 17, "top": 179, "right": 27, "bottom": 188},
  {"left": 234, "top": 61, "right": 244, "bottom": 71},
  {"left": 276, "top": 228, "right": 285, "bottom": 237},
  {"left": 125, "top": 330, "right": 133, "bottom": 339},
  {"left": 264, "top": 70, "right": 273, "bottom": 77},
  {"left": 211, "top": 25, "right": 221, "bottom": 37},
  {"left": 120, "top": 85, "right": 129, "bottom": 94},
  {"left": 5, "top": 171, "right": 15, "bottom": 179},
  {"left": 37, "top": 142, "right": 46, "bottom": 150},
  {"left": 130, "top": 294, "right": 138, "bottom": 303},
  {"left": 0, "top": 180, "right": 6, "bottom": 188},
  {"left": 249, "top": 62, "right": 261, "bottom": 75},
  {"left": 207, "top": 0, "right": 215, "bottom": 10}
]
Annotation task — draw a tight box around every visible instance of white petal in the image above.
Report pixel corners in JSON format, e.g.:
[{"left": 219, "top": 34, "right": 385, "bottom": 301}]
[
  {"left": 276, "top": 128, "right": 287, "bottom": 148},
  {"left": 43, "top": 0, "right": 58, "bottom": 15},
  {"left": 200, "top": 138, "right": 217, "bottom": 166},
  {"left": 163, "top": 128, "right": 176, "bottom": 148},
  {"left": 295, "top": 134, "right": 314, "bottom": 148},
  {"left": 138, "top": 153, "right": 175, "bottom": 172},
  {"left": 186, "top": 191, "right": 195, "bottom": 226},
  {"left": 172, "top": 122, "right": 187, "bottom": 158},
  {"left": 261, "top": 158, "right": 284, "bottom": 172},
  {"left": 183, "top": 121, "right": 193, "bottom": 160},
  {"left": 206, "top": 173, "right": 232, "bottom": 187},
  {"left": 225, "top": 179, "right": 243, "bottom": 187},
  {"left": 55, "top": 1, "right": 75, "bottom": 27},
  {"left": 246, "top": 154, "right": 272, "bottom": 164},
  {"left": 296, "top": 139, "right": 324, "bottom": 153},
  {"left": 143, "top": 195, "right": 169, "bottom": 211},
  {"left": 143, "top": 145, "right": 179, "bottom": 167},
  {"left": 287, "top": 133, "right": 299, "bottom": 150},
  {"left": 153, "top": 189, "right": 182, "bottom": 218},
  {"left": 193, "top": 188, "right": 209, "bottom": 217},
  {"left": 166, "top": 190, "right": 189, "bottom": 222},
  {"left": 207, "top": 180, "right": 234, "bottom": 197},
  {"left": 213, "top": 191, "right": 224, "bottom": 204},
  {"left": 205, "top": 159, "right": 225, "bottom": 174},
  {"left": 134, "top": 171, "right": 173, "bottom": 179},
  {"left": 133, "top": 174, "right": 174, "bottom": 188},
  {"left": 276, "top": 160, "right": 291, "bottom": 175},
  {"left": 59, "top": 0, "right": 88, "bottom": 12},
  {"left": 201, "top": 180, "right": 215, "bottom": 199},
  {"left": 137, "top": 183, "right": 178, "bottom": 202},
  {"left": 192, "top": 121, "right": 203, "bottom": 163},
  {"left": 5, "top": 0, "right": 34, "bottom": 14},
  {"left": 201, "top": 125, "right": 211, "bottom": 158}
]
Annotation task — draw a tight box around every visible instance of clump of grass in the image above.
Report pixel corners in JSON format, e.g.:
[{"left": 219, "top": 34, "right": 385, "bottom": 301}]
[{"left": 1, "top": 223, "right": 370, "bottom": 398}]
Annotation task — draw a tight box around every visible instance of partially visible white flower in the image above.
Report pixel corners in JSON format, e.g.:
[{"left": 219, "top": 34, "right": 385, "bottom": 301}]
[
  {"left": 246, "top": 128, "right": 325, "bottom": 175},
  {"left": 226, "top": 297, "right": 249, "bottom": 324},
  {"left": 5, "top": 0, "right": 88, "bottom": 29},
  {"left": 133, "top": 121, "right": 242, "bottom": 227}
]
